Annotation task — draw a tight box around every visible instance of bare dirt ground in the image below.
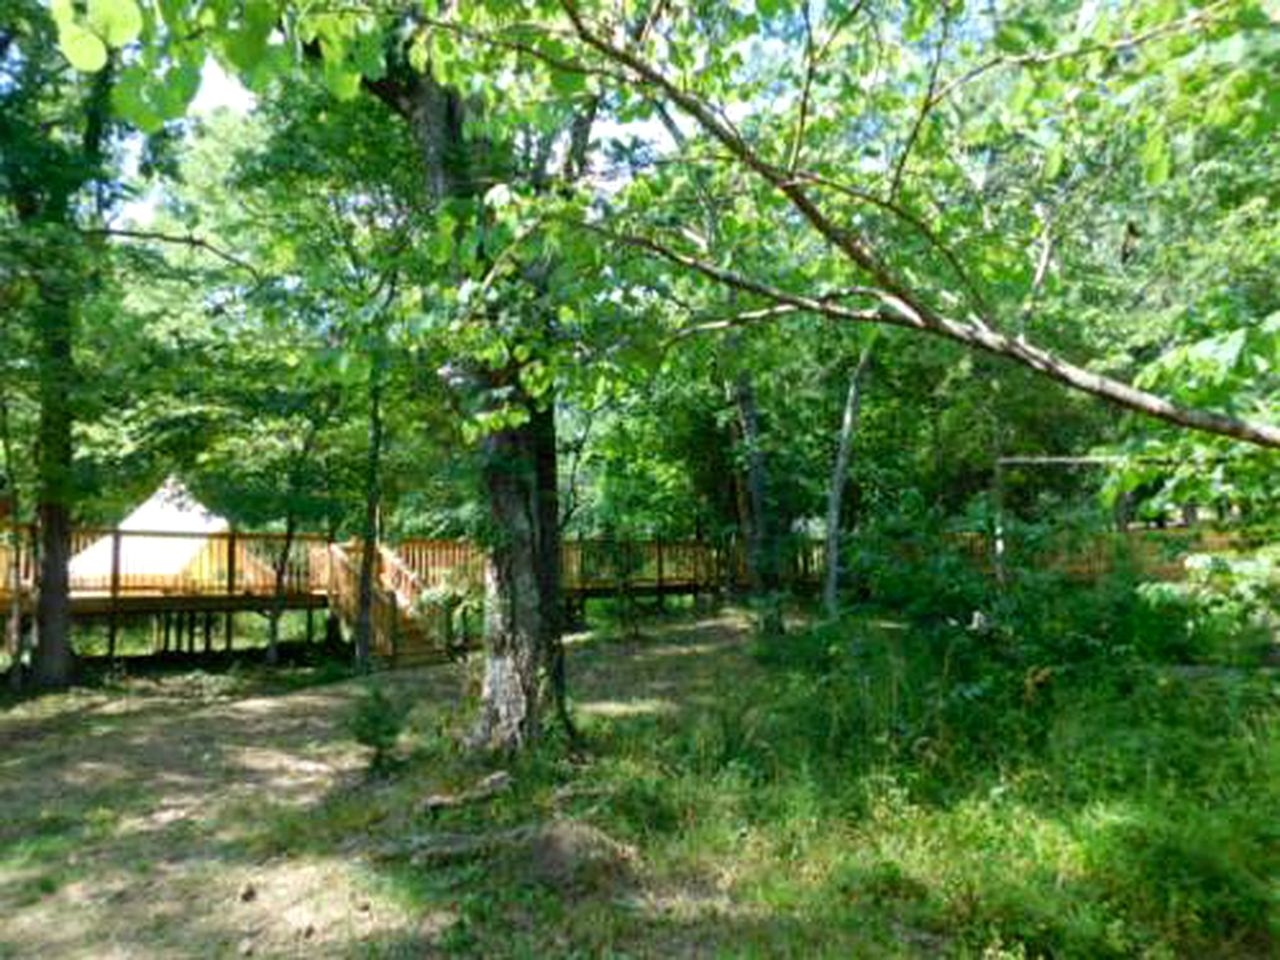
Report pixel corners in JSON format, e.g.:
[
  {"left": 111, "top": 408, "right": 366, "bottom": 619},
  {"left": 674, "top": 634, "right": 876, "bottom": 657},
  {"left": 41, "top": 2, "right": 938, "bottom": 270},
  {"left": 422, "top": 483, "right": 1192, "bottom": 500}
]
[
  {"left": 0, "top": 612, "right": 762, "bottom": 959},
  {"left": 0, "top": 657, "right": 470, "bottom": 958}
]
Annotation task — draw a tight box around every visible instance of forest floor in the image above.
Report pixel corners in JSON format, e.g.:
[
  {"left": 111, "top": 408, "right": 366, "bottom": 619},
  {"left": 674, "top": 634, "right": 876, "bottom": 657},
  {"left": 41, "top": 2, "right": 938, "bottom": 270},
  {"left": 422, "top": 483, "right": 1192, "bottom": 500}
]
[
  {"left": 1, "top": 610, "right": 889, "bottom": 958},
  {"left": 3, "top": 607, "right": 1274, "bottom": 958}
]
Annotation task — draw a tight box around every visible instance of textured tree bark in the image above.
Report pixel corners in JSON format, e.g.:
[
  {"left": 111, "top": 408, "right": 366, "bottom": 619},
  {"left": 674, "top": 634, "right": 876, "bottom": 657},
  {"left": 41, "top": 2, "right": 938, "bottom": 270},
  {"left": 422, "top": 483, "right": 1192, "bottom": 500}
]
[
  {"left": 470, "top": 423, "right": 545, "bottom": 750},
  {"left": 1, "top": 387, "right": 26, "bottom": 688},
  {"left": 31, "top": 289, "right": 75, "bottom": 688},
  {"left": 354, "top": 354, "right": 384, "bottom": 670},
  {"left": 531, "top": 402, "right": 575, "bottom": 741},
  {"left": 823, "top": 342, "right": 874, "bottom": 619},
  {"left": 732, "top": 368, "right": 784, "bottom": 636}
]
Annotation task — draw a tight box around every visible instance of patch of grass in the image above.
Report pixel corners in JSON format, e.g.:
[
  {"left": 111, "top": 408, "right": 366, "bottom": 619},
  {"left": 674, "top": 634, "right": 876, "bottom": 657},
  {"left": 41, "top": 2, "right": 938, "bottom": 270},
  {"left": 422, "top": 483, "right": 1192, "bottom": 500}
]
[
  {"left": 337, "top": 607, "right": 1277, "bottom": 957},
  {"left": 6, "top": 602, "right": 1276, "bottom": 957}
]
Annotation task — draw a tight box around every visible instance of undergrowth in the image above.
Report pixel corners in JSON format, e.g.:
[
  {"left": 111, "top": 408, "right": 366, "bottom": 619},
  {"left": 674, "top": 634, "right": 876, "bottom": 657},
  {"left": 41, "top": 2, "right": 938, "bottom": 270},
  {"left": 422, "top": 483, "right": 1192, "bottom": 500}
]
[{"left": 237, "top": 546, "right": 1279, "bottom": 957}]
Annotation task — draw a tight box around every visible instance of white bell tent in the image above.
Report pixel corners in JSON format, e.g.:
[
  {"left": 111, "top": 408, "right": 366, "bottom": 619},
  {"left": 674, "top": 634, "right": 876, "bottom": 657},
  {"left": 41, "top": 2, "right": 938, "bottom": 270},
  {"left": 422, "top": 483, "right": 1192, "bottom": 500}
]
[{"left": 69, "top": 479, "right": 229, "bottom": 591}]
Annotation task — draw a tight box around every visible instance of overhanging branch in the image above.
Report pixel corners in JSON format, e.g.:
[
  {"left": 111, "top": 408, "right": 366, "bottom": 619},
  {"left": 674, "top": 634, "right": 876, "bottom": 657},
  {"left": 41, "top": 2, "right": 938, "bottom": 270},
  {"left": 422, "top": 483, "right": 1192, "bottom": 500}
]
[
  {"left": 87, "top": 228, "right": 263, "bottom": 282},
  {"left": 557, "top": 0, "right": 1280, "bottom": 451}
]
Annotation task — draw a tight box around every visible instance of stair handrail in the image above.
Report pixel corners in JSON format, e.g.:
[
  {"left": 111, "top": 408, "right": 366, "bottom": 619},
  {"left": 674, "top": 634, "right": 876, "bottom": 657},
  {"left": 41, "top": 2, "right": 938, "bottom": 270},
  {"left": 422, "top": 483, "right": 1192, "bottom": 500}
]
[{"left": 377, "top": 543, "right": 426, "bottom": 610}]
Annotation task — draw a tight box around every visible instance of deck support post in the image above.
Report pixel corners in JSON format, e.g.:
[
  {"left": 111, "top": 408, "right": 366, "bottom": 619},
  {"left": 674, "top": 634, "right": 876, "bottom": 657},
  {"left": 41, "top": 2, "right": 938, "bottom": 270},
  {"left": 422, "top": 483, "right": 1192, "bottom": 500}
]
[
  {"left": 306, "top": 606, "right": 314, "bottom": 644},
  {"left": 162, "top": 611, "right": 171, "bottom": 653},
  {"left": 107, "top": 528, "right": 122, "bottom": 659},
  {"left": 225, "top": 528, "right": 237, "bottom": 650},
  {"left": 655, "top": 538, "right": 665, "bottom": 612},
  {"left": 203, "top": 612, "right": 212, "bottom": 653}
]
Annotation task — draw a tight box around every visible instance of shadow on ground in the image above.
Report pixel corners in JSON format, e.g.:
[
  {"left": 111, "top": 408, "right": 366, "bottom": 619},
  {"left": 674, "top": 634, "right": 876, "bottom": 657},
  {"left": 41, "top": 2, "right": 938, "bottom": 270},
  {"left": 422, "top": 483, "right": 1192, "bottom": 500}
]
[{"left": 0, "top": 611, "right": 778, "bottom": 958}]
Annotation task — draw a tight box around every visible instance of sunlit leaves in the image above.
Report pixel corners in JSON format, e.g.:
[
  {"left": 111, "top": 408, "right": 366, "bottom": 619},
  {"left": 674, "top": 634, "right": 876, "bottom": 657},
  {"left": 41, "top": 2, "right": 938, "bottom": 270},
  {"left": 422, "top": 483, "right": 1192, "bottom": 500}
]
[
  {"left": 218, "top": 0, "right": 276, "bottom": 73},
  {"left": 1141, "top": 128, "right": 1171, "bottom": 185},
  {"left": 87, "top": 0, "right": 143, "bottom": 46},
  {"left": 51, "top": 0, "right": 143, "bottom": 71},
  {"left": 113, "top": 59, "right": 200, "bottom": 132},
  {"left": 55, "top": 20, "right": 108, "bottom": 72},
  {"left": 1043, "top": 140, "right": 1065, "bottom": 180}
]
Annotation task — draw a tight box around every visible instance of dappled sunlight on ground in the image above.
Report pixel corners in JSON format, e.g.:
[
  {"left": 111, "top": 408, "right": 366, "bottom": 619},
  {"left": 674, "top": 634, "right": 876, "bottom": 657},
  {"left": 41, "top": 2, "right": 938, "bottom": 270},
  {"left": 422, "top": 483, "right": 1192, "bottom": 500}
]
[
  {"left": 0, "top": 664, "right": 466, "bottom": 958},
  {"left": 0, "top": 613, "right": 766, "bottom": 958},
  {"left": 577, "top": 696, "right": 678, "bottom": 718},
  {"left": 4, "top": 608, "right": 1275, "bottom": 956}
]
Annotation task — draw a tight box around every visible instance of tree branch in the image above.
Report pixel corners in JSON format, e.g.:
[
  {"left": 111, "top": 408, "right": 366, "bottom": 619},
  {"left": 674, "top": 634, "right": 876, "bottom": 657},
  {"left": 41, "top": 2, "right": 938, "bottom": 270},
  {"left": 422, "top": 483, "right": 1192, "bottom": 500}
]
[
  {"left": 87, "top": 228, "right": 263, "bottom": 281},
  {"left": 787, "top": 1, "right": 817, "bottom": 174},
  {"left": 586, "top": 223, "right": 1280, "bottom": 449},
  {"left": 556, "top": 1, "right": 1280, "bottom": 449},
  {"left": 787, "top": 169, "right": 990, "bottom": 316},
  {"left": 928, "top": 1, "right": 1229, "bottom": 108},
  {"left": 889, "top": 11, "right": 950, "bottom": 200}
]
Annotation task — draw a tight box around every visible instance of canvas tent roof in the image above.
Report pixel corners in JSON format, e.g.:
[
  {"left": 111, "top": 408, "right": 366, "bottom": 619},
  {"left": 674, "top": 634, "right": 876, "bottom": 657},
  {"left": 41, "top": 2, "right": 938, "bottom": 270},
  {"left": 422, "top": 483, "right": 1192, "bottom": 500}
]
[{"left": 69, "top": 479, "right": 228, "bottom": 581}]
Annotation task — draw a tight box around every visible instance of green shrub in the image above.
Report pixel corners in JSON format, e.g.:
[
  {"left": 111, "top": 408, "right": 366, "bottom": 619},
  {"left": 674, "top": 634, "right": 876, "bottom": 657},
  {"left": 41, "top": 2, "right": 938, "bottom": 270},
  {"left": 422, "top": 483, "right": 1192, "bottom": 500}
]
[{"left": 349, "top": 684, "right": 408, "bottom": 774}]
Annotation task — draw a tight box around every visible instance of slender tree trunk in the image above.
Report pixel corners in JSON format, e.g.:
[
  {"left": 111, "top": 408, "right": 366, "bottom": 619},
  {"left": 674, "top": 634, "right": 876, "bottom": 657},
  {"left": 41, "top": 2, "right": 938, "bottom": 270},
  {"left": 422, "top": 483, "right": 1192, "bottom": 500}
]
[
  {"left": 267, "top": 515, "right": 296, "bottom": 666},
  {"left": 354, "top": 354, "right": 384, "bottom": 670},
  {"left": 531, "top": 401, "right": 575, "bottom": 741},
  {"left": 1, "top": 389, "right": 25, "bottom": 689},
  {"left": 823, "top": 342, "right": 874, "bottom": 619},
  {"left": 733, "top": 368, "right": 784, "bottom": 636}
]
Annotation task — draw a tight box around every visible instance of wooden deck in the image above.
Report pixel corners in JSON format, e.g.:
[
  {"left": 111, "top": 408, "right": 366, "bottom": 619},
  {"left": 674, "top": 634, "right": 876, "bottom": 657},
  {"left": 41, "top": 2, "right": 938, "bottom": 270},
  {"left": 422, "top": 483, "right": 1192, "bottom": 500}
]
[{"left": 1, "top": 524, "right": 1266, "bottom": 667}]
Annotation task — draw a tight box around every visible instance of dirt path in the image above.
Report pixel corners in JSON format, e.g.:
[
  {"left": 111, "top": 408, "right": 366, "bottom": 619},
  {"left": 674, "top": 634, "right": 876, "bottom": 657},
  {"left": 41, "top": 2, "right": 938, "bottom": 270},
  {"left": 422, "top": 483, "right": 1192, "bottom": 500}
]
[
  {"left": 0, "top": 613, "right": 758, "bottom": 959},
  {"left": 0, "top": 662, "right": 467, "bottom": 959}
]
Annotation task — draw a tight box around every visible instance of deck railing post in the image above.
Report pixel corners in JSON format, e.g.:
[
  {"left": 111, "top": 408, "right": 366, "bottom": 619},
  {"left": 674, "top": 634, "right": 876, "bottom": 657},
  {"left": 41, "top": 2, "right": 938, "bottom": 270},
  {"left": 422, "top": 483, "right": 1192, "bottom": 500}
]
[
  {"left": 389, "top": 589, "right": 400, "bottom": 664},
  {"left": 225, "top": 527, "right": 237, "bottom": 650},
  {"left": 655, "top": 537, "right": 665, "bottom": 611},
  {"left": 107, "top": 527, "right": 122, "bottom": 659}
]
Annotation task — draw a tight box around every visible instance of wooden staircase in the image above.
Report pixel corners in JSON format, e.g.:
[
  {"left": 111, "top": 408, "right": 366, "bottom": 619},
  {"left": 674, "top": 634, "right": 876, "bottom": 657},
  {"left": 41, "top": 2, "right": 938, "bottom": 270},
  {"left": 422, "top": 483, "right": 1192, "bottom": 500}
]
[{"left": 327, "top": 543, "right": 458, "bottom": 668}]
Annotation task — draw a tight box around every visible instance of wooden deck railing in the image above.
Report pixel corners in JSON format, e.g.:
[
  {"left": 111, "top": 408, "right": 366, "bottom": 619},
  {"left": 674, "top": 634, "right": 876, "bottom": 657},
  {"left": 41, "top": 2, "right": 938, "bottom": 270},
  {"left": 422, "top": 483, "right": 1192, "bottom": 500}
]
[
  {"left": 0, "top": 525, "right": 334, "bottom": 599},
  {"left": 1, "top": 524, "right": 1269, "bottom": 611}
]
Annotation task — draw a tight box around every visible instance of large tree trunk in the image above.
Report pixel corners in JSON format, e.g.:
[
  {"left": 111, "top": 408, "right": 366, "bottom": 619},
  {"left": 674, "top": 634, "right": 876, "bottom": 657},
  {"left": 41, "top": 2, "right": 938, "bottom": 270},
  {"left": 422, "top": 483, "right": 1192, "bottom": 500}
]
[
  {"left": 31, "top": 292, "right": 75, "bottom": 688},
  {"left": 367, "top": 51, "right": 573, "bottom": 751},
  {"left": 823, "top": 342, "right": 874, "bottom": 619},
  {"left": 470, "top": 419, "right": 545, "bottom": 751},
  {"left": 354, "top": 355, "right": 384, "bottom": 670}
]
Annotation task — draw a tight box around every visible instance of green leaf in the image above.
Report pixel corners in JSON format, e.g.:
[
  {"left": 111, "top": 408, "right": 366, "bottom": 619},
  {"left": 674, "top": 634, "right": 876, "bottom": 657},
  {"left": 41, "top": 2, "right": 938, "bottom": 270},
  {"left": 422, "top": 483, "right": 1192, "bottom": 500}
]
[
  {"left": 158, "top": 61, "right": 202, "bottom": 118},
  {"left": 994, "top": 22, "right": 1032, "bottom": 54},
  {"left": 86, "top": 0, "right": 143, "bottom": 46},
  {"left": 1008, "top": 75, "right": 1036, "bottom": 116},
  {"left": 550, "top": 68, "right": 587, "bottom": 96},
  {"left": 112, "top": 64, "right": 163, "bottom": 130},
  {"left": 1140, "top": 129, "right": 1171, "bottom": 185},
  {"left": 59, "top": 22, "right": 109, "bottom": 72},
  {"left": 324, "top": 61, "right": 362, "bottom": 101},
  {"left": 50, "top": 0, "right": 75, "bottom": 28},
  {"left": 1043, "top": 141, "right": 1064, "bottom": 180},
  {"left": 1209, "top": 329, "right": 1247, "bottom": 378}
]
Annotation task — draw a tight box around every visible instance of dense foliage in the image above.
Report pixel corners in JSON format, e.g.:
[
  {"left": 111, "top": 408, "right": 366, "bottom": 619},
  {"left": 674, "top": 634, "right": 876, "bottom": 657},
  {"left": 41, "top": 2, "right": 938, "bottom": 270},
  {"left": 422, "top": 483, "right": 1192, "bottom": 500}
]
[{"left": 1, "top": 1, "right": 1277, "bottom": 954}]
